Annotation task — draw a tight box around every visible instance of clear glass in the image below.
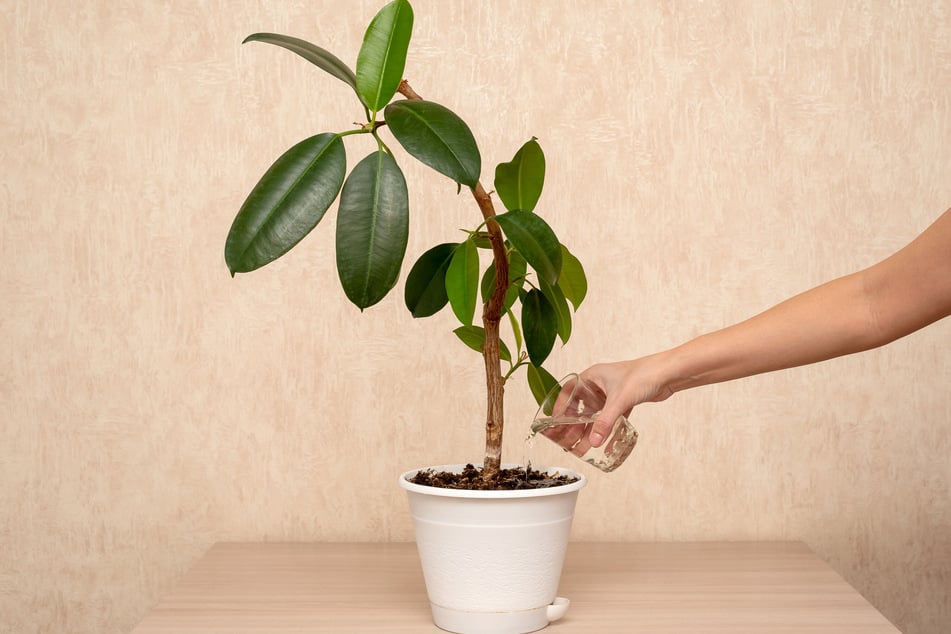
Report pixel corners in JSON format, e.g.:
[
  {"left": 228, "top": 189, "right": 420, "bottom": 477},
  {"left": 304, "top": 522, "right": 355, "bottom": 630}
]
[{"left": 530, "top": 373, "right": 638, "bottom": 473}]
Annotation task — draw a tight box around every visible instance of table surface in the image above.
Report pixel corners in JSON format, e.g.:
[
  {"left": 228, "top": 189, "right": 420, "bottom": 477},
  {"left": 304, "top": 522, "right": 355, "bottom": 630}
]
[{"left": 132, "top": 541, "right": 898, "bottom": 633}]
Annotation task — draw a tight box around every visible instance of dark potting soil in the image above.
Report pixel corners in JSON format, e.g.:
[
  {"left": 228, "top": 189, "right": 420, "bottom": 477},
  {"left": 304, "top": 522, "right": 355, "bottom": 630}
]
[{"left": 408, "top": 463, "right": 579, "bottom": 491}]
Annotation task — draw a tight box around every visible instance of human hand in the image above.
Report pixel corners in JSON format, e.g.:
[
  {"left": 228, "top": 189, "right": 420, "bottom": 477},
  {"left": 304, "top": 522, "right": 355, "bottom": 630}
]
[
  {"left": 579, "top": 356, "right": 673, "bottom": 447},
  {"left": 537, "top": 375, "right": 603, "bottom": 458}
]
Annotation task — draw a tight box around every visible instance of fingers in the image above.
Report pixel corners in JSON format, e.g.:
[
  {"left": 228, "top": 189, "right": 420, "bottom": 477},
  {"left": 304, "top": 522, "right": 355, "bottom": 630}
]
[
  {"left": 541, "top": 420, "right": 589, "bottom": 454},
  {"left": 588, "top": 415, "right": 615, "bottom": 448},
  {"left": 580, "top": 365, "right": 621, "bottom": 448},
  {"left": 550, "top": 380, "right": 574, "bottom": 416}
]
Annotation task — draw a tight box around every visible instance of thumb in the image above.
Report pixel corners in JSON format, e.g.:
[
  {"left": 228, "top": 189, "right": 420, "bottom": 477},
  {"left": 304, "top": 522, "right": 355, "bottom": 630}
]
[{"left": 588, "top": 402, "right": 625, "bottom": 448}]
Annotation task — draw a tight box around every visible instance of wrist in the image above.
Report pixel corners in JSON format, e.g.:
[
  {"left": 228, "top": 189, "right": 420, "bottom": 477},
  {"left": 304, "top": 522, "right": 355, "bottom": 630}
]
[{"left": 653, "top": 340, "right": 706, "bottom": 398}]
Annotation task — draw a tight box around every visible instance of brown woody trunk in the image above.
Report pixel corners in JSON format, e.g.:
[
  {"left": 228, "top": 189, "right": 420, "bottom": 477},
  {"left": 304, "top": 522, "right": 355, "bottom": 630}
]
[
  {"left": 397, "top": 81, "right": 509, "bottom": 484},
  {"left": 471, "top": 184, "right": 508, "bottom": 483}
]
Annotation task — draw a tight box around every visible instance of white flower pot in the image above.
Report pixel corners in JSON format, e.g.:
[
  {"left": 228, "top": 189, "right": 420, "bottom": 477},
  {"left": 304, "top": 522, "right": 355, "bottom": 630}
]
[{"left": 399, "top": 464, "right": 587, "bottom": 634}]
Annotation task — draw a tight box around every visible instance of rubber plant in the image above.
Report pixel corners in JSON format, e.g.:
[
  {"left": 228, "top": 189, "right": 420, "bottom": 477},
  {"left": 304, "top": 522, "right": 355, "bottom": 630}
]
[{"left": 225, "top": 0, "right": 587, "bottom": 485}]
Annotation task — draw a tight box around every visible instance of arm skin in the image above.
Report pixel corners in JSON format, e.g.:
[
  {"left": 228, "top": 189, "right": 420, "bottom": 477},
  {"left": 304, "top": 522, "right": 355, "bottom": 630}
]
[{"left": 582, "top": 207, "right": 951, "bottom": 447}]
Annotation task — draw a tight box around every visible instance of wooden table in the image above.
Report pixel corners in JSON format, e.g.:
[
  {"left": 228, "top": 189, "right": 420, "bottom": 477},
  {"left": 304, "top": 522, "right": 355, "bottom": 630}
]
[{"left": 132, "top": 542, "right": 898, "bottom": 633}]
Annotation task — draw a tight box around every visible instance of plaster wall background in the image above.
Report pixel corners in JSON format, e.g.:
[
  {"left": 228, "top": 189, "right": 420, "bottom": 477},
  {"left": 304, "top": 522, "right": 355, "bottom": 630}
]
[{"left": 1, "top": 1, "right": 949, "bottom": 633}]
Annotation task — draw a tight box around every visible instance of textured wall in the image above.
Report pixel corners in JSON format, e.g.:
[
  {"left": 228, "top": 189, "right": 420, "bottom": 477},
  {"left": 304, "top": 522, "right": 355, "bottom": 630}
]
[{"left": 2, "top": 1, "right": 949, "bottom": 633}]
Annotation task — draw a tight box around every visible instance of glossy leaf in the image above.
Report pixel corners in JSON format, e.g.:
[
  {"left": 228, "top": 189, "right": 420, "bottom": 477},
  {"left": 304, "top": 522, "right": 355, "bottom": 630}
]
[
  {"left": 558, "top": 245, "right": 587, "bottom": 311},
  {"left": 541, "top": 279, "right": 572, "bottom": 344},
  {"left": 453, "top": 325, "right": 512, "bottom": 363},
  {"left": 446, "top": 238, "right": 479, "bottom": 326},
  {"left": 356, "top": 0, "right": 413, "bottom": 112},
  {"left": 384, "top": 100, "right": 481, "bottom": 188},
  {"left": 479, "top": 262, "right": 494, "bottom": 303},
  {"left": 521, "top": 288, "right": 558, "bottom": 366},
  {"left": 505, "top": 306, "right": 523, "bottom": 357},
  {"left": 494, "top": 210, "right": 562, "bottom": 285},
  {"left": 494, "top": 137, "right": 545, "bottom": 212},
  {"left": 243, "top": 33, "right": 359, "bottom": 97},
  {"left": 226, "top": 133, "right": 345, "bottom": 275},
  {"left": 404, "top": 242, "right": 458, "bottom": 318},
  {"left": 336, "top": 151, "right": 408, "bottom": 309},
  {"left": 527, "top": 364, "right": 559, "bottom": 410},
  {"left": 480, "top": 249, "right": 527, "bottom": 310}
]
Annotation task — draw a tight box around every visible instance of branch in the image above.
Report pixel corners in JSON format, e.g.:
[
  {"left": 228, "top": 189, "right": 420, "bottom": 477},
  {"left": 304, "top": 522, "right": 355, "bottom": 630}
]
[
  {"left": 397, "top": 79, "right": 509, "bottom": 483},
  {"left": 397, "top": 79, "right": 423, "bottom": 101}
]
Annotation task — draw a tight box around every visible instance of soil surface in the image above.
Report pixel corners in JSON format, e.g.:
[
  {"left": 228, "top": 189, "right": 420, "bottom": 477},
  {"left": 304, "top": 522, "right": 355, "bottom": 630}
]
[{"left": 408, "top": 463, "right": 579, "bottom": 491}]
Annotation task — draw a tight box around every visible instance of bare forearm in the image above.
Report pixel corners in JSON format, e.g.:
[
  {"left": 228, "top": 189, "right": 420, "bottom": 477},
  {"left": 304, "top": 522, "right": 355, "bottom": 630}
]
[
  {"left": 581, "top": 208, "right": 951, "bottom": 447},
  {"left": 660, "top": 208, "right": 951, "bottom": 395},
  {"left": 661, "top": 272, "right": 879, "bottom": 393}
]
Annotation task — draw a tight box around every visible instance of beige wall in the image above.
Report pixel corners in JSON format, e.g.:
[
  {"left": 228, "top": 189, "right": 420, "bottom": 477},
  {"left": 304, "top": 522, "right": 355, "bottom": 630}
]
[{"left": 2, "top": 1, "right": 949, "bottom": 632}]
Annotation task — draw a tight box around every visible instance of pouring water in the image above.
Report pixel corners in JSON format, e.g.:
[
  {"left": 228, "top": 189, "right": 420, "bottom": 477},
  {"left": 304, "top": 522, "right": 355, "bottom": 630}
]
[{"left": 529, "top": 374, "right": 639, "bottom": 473}]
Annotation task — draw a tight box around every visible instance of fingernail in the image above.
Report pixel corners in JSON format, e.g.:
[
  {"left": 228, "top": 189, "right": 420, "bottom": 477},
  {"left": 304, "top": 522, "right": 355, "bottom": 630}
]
[{"left": 590, "top": 432, "right": 604, "bottom": 447}]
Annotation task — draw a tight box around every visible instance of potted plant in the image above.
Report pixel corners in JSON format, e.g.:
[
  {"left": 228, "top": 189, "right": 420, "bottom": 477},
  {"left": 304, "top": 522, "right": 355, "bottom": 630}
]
[{"left": 224, "top": 1, "right": 590, "bottom": 631}]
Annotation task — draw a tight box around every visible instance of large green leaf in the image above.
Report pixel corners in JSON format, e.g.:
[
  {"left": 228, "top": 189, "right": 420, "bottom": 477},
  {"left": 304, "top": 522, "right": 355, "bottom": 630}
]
[
  {"left": 558, "top": 245, "right": 587, "bottom": 311},
  {"left": 243, "top": 33, "right": 359, "bottom": 96},
  {"left": 541, "top": 278, "right": 572, "bottom": 344},
  {"left": 404, "top": 242, "right": 458, "bottom": 317},
  {"left": 493, "top": 210, "right": 562, "bottom": 285},
  {"left": 527, "top": 364, "right": 559, "bottom": 409},
  {"left": 494, "top": 137, "right": 545, "bottom": 212},
  {"left": 453, "top": 325, "right": 512, "bottom": 363},
  {"left": 446, "top": 238, "right": 479, "bottom": 326},
  {"left": 521, "top": 288, "right": 558, "bottom": 366},
  {"left": 225, "top": 133, "right": 345, "bottom": 275},
  {"left": 480, "top": 249, "right": 527, "bottom": 310},
  {"left": 384, "top": 100, "right": 481, "bottom": 188},
  {"left": 356, "top": 0, "right": 413, "bottom": 112},
  {"left": 336, "top": 151, "right": 408, "bottom": 309}
]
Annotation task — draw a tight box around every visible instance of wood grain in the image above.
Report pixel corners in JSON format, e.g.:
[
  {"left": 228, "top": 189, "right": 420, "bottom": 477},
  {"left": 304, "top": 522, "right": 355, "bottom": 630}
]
[{"left": 131, "top": 542, "right": 898, "bottom": 633}]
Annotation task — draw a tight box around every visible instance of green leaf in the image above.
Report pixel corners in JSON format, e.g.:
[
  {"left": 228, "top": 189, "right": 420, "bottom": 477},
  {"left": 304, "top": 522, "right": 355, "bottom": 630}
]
[
  {"left": 453, "top": 325, "right": 512, "bottom": 363},
  {"left": 336, "top": 150, "right": 408, "bottom": 309},
  {"left": 243, "top": 33, "right": 359, "bottom": 96},
  {"left": 558, "top": 245, "right": 587, "bottom": 311},
  {"left": 226, "top": 133, "right": 346, "bottom": 275},
  {"left": 493, "top": 210, "right": 562, "bottom": 286},
  {"left": 480, "top": 249, "right": 527, "bottom": 310},
  {"left": 471, "top": 233, "right": 493, "bottom": 250},
  {"left": 404, "top": 242, "right": 458, "bottom": 318},
  {"left": 521, "top": 288, "right": 558, "bottom": 366},
  {"left": 480, "top": 262, "right": 494, "bottom": 304},
  {"left": 505, "top": 306, "right": 523, "bottom": 357},
  {"left": 541, "top": 278, "right": 572, "bottom": 344},
  {"left": 445, "top": 238, "right": 479, "bottom": 326},
  {"left": 494, "top": 137, "right": 545, "bottom": 212},
  {"left": 356, "top": 0, "right": 414, "bottom": 112},
  {"left": 384, "top": 100, "right": 481, "bottom": 188},
  {"left": 527, "top": 364, "right": 559, "bottom": 409}
]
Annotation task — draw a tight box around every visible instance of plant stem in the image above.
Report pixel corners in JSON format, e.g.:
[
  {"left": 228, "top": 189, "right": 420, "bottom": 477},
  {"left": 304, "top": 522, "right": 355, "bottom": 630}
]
[
  {"left": 472, "top": 183, "right": 509, "bottom": 483},
  {"left": 397, "top": 80, "right": 509, "bottom": 484},
  {"left": 396, "top": 79, "right": 423, "bottom": 101}
]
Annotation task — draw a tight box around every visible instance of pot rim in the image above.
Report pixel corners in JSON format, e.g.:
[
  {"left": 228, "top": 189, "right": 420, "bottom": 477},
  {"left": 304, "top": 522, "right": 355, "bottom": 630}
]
[{"left": 399, "top": 463, "right": 587, "bottom": 498}]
